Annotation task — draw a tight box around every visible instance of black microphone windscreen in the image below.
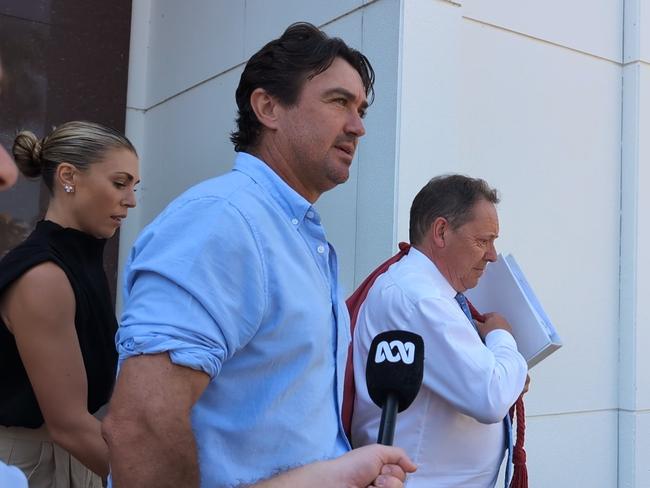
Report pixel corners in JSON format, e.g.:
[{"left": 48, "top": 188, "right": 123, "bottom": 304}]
[{"left": 365, "top": 330, "right": 424, "bottom": 412}]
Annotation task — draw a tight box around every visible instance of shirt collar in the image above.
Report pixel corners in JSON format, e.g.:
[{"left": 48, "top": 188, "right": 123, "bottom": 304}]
[
  {"left": 233, "top": 152, "right": 313, "bottom": 224},
  {"left": 404, "top": 247, "right": 458, "bottom": 300}
]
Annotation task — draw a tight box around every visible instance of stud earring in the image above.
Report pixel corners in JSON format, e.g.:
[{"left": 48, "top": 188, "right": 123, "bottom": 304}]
[{"left": 64, "top": 184, "right": 75, "bottom": 194}]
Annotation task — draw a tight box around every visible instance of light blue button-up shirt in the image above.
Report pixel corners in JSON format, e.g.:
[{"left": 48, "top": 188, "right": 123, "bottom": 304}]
[{"left": 116, "top": 153, "right": 351, "bottom": 487}]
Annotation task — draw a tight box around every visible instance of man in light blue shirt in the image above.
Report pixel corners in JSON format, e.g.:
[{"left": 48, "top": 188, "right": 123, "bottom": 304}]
[{"left": 103, "top": 23, "right": 414, "bottom": 488}]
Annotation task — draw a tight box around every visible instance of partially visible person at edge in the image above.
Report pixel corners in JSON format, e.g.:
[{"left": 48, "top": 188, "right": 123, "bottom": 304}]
[
  {"left": 102, "top": 22, "right": 415, "bottom": 488},
  {"left": 351, "top": 175, "right": 528, "bottom": 488},
  {"left": 0, "top": 52, "right": 28, "bottom": 488},
  {"left": 0, "top": 120, "right": 140, "bottom": 487},
  {"left": 0, "top": 145, "right": 17, "bottom": 191}
]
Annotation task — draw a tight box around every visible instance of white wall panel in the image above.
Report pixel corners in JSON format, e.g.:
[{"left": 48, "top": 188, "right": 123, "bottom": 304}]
[
  {"left": 396, "top": 0, "right": 463, "bottom": 243},
  {"left": 463, "top": 0, "right": 623, "bottom": 62},
  {"left": 624, "top": 0, "right": 650, "bottom": 64},
  {"left": 135, "top": 67, "right": 241, "bottom": 228},
  {"left": 145, "top": 0, "right": 245, "bottom": 108},
  {"left": 243, "top": 0, "right": 363, "bottom": 59},
  {"left": 349, "top": 0, "right": 401, "bottom": 287},
  {"left": 524, "top": 412, "right": 618, "bottom": 487},
  {"left": 117, "top": 107, "right": 147, "bottom": 311},
  {"left": 636, "top": 64, "right": 650, "bottom": 410},
  {"left": 143, "top": 0, "right": 375, "bottom": 109},
  {"left": 126, "top": 0, "right": 152, "bottom": 110},
  {"left": 619, "top": 410, "right": 650, "bottom": 487},
  {"left": 642, "top": 0, "right": 650, "bottom": 63},
  {"left": 459, "top": 20, "right": 621, "bottom": 415},
  {"left": 620, "top": 61, "right": 650, "bottom": 415}
]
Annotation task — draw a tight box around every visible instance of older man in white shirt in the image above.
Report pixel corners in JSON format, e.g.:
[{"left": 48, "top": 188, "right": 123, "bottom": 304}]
[{"left": 351, "top": 174, "right": 528, "bottom": 488}]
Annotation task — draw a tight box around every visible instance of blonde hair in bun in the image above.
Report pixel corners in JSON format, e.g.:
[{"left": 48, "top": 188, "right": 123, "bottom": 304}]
[
  {"left": 11, "top": 121, "right": 136, "bottom": 192},
  {"left": 12, "top": 131, "right": 44, "bottom": 178}
]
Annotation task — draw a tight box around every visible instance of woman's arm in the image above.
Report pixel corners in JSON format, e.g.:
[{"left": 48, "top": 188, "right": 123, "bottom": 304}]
[{"left": 1, "top": 262, "right": 109, "bottom": 477}]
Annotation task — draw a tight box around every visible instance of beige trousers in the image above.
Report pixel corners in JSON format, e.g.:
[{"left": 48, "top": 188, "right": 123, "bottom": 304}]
[{"left": 0, "top": 425, "right": 102, "bottom": 488}]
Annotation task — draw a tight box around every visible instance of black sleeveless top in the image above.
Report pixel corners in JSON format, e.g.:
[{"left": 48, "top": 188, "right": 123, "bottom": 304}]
[{"left": 0, "top": 220, "right": 118, "bottom": 428}]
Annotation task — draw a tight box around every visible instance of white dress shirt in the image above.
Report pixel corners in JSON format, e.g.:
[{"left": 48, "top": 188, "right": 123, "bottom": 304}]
[{"left": 351, "top": 248, "right": 527, "bottom": 488}]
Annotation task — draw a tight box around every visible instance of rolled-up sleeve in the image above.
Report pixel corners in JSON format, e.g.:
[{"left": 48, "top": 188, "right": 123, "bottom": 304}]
[{"left": 116, "top": 196, "right": 267, "bottom": 379}]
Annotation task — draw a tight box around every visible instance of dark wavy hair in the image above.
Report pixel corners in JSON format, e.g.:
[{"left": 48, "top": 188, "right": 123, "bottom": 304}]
[
  {"left": 409, "top": 174, "right": 500, "bottom": 245},
  {"left": 230, "top": 22, "right": 375, "bottom": 153}
]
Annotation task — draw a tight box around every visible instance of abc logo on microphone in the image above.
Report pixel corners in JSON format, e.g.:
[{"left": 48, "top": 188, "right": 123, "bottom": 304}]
[
  {"left": 374, "top": 339, "right": 416, "bottom": 365},
  {"left": 366, "top": 331, "right": 424, "bottom": 414}
]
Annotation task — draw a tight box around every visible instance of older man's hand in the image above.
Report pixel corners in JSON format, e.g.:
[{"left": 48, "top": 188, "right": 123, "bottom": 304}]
[{"left": 475, "top": 312, "right": 512, "bottom": 340}]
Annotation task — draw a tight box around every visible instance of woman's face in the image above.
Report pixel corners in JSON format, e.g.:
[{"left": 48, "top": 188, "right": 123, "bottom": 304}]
[{"left": 68, "top": 147, "right": 140, "bottom": 239}]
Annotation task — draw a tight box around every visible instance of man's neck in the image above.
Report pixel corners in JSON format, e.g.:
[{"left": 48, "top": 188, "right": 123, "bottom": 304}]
[
  {"left": 247, "top": 143, "right": 319, "bottom": 203},
  {"left": 412, "top": 243, "right": 461, "bottom": 293}
]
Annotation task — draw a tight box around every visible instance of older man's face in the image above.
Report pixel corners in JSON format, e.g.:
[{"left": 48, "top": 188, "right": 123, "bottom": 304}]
[{"left": 440, "top": 198, "right": 499, "bottom": 292}]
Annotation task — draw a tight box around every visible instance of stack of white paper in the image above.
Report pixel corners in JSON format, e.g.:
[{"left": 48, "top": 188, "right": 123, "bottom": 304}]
[{"left": 465, "top": 254, "right": 562, "bottom": 368}]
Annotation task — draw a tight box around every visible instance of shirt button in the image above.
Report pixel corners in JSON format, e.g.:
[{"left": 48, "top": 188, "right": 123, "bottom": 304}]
[
  {"left": 317, "top": 245, "right": 325, "bottom": 254},
  {"left": 307, "top": 211, "right": 314, "bottom": 219},
  {"left": 291, "top": 218, "right": 299, "bottom": 225}
]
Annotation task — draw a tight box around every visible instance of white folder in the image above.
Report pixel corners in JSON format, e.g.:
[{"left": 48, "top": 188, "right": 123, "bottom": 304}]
[{"left": 465, "top": 254, "right": 562, "bottom": 368}]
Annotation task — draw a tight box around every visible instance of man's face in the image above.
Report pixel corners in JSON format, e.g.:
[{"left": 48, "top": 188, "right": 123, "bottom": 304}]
[
  {"left": 275, "top": 57, "right": 368, "bottom": 202},
  {"left": 438, "top": 199, "right": 499, "bottom": 292}
]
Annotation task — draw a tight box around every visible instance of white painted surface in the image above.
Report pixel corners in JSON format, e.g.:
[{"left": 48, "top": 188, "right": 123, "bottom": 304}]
[
  {"left": 619, "top": 410, "right": 650, "bottom": 487},
  {"left": 624, "top": 0, "right": 650, "bottom": 64},
  {"left": 642, "top": 0, "right": 650, "bottom": 63},
  {"left": 618, "top": 0, "right": 650, "bottom": 478},
  {"left": 524, "top": 411, "right": 619, "bottom": 487},
  {"left": 145, "top": 0, "right": 246, "bottom": 108},
  {"left": 459, "top": 17, "right": 621, "bottom": 416},
  {"left": 619, "top": 63, "right": 640, "bottom": 414},
  {"left": 395, "top": 0, "right": 462, "bottom": 244},
  {"left": 137, "top": 68, "right": 241, "bottom": 227},
  {"left": 126, "top": 0, "right": 152, "bottom": 110},
  {"left": 242, "top": 0, "right": 363, "bottom": 59},
  {"left": 634, "top": 63, "right": 650, "bottom": 411},
  {"left": 463, "top": 0, "right": 623, "bottom": 62}
]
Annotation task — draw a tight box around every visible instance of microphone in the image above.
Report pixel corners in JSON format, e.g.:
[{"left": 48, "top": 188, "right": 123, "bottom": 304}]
[{"left": 365, "top": 330, "right": 424, "bottom": 446}]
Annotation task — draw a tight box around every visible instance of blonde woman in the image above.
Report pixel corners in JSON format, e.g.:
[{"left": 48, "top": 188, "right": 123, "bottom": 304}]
[{"left": 0, "top": 121, "right": 139, "bottom": 487}]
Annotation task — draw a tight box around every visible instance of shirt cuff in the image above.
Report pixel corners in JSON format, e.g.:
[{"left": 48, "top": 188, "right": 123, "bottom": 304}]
[
  {"left": 117, "top": 334, "right": 224, "bottom": 378},
  {"left": 484, "top": 328, "right": 517, "bottom": 349}
]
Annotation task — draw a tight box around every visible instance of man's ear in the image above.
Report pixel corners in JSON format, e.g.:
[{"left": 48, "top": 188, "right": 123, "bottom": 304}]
[
  {"left": 250, "top": 88, "right": 282, "bottom": 131},
  {"left": 430, "top": 217, "right": 449, "bottom": 248}
]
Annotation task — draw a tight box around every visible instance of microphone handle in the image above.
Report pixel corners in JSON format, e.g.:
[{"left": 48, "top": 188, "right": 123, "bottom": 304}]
[{"left": 377, "top": 392, "right": 399, "bottom": 446}]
